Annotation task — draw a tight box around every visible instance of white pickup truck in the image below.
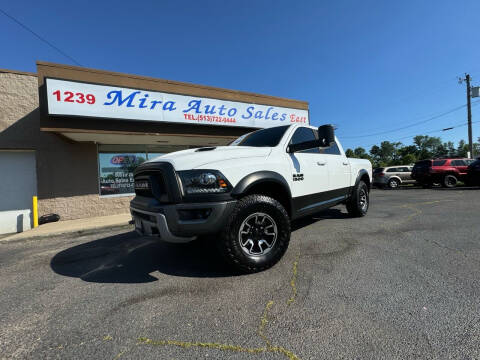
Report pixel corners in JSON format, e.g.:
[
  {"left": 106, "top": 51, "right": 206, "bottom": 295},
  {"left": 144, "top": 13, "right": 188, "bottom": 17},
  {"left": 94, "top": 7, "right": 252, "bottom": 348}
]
[{"left": 131, "top": 124, "right": 372, "bottom": 272}]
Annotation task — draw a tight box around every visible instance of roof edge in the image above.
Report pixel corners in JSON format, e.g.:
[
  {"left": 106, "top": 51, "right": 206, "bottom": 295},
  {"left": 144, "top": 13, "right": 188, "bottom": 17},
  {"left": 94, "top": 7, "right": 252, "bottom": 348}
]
[
  {"left": 0, "top": 68, "right": 37, "bottom": 77},
  {"left": 36, "top": 61, "right": 308, "bottom": 106}
]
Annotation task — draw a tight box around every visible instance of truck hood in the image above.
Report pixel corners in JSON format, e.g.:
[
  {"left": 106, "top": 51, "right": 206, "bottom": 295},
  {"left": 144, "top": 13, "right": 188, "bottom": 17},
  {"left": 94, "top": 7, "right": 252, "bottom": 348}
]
[{"left": 146, "top": 146, "right": 272, "bottom": 170}]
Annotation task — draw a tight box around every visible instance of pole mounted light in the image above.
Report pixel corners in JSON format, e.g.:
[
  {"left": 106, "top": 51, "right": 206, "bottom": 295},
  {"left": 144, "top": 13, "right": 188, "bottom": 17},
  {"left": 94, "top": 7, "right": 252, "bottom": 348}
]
[{"left": 472, "top": 86, "right": 480, "bottom": 98}]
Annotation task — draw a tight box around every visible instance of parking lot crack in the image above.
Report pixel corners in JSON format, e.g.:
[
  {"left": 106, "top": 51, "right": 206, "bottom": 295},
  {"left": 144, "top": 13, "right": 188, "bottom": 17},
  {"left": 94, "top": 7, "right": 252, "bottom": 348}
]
[
  {"left": 137, "top": 255, "right": 303, "bottom": 359},
  {"left": 137, "top": 337, "right": 267, "bottom": 355},
  {"left": 287, "top": 255, "right": 299, "bottom": 306},
  {"left": 430, "top": 240, "right": 465, "bottom": 254},
  {"left": 258, "top": 300, "right": 275, "bottom": 347}
]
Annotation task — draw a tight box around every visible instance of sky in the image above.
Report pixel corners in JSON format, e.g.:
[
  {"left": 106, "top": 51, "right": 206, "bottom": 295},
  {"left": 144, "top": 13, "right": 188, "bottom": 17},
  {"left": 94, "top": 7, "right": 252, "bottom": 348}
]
[{"left": 1, "top": 0, "right": 480, "bottom": 151}]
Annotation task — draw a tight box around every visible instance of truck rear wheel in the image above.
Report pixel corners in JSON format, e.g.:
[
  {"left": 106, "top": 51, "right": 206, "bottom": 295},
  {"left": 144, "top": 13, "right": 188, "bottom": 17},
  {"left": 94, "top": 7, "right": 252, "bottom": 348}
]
[
  {"left": 346, "top": 180, "right": 369, "bottom": 217},
  {"left": 218, "top": 194, "right": 291, "bottom": 273}
]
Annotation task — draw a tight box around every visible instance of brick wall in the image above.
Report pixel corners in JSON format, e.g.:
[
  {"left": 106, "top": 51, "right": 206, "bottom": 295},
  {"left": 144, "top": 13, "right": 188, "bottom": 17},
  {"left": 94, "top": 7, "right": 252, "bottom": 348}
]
[
  {"left": 0, "top": 71, "right": 39, "bottom": 147},
  {"left": 39, "top": 194, "right": 132, "bottom": 220},
  {"left": 0, "top": 71, "right": 131, "bottom": 221}
]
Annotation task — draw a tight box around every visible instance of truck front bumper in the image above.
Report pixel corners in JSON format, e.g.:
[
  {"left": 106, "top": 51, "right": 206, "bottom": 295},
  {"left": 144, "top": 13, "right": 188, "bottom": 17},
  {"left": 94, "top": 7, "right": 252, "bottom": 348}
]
[{"left": 130, "top": 199, "right": 237, "bottom": 243}]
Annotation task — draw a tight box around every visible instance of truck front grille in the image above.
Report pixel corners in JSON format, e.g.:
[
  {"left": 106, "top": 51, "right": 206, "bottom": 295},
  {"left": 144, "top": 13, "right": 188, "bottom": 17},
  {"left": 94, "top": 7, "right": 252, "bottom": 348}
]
[
  {"left": 134, "top": 172, "right": 166, "bottom": 199},
  {"left": 134, "top": 187, "right": 154, "bottom": 198},
  {"left": 133, "top": 162, "right": 180, "bottom": 203}
]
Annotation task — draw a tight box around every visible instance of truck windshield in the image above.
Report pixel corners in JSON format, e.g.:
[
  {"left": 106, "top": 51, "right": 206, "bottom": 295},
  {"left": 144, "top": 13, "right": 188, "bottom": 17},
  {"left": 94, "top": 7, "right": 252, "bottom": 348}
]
[{"left": 230, "top": 125, "right": 290, "bottom": 147}]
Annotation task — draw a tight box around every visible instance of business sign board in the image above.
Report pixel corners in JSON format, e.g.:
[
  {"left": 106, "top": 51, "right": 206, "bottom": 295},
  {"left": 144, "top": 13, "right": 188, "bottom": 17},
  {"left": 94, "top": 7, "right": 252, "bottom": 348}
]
[{"left": 45, "top": 78, "right": 309, "bottom": 128}]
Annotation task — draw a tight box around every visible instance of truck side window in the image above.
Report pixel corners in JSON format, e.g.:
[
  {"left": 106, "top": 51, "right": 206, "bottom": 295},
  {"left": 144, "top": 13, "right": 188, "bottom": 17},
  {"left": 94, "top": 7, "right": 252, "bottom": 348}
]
[
  {"left": 320, "top": 141, "right": 341, "bottom": 155},
  {"left": 290, "top": 127, "right": 320, "bottom": 154}
]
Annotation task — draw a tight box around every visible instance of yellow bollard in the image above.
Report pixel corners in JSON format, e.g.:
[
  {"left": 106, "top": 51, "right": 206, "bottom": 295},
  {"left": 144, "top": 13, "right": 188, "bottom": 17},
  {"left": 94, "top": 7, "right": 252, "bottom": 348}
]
[{"left": 33, "top": 196, "right": 38, "bottom": 228}]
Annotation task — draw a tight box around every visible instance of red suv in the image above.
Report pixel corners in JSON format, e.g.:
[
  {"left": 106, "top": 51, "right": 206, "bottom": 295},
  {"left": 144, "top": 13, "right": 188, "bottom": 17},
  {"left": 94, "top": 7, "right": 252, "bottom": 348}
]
[{"left": 411, "top": 158, "right": 474, "bottom": 188}]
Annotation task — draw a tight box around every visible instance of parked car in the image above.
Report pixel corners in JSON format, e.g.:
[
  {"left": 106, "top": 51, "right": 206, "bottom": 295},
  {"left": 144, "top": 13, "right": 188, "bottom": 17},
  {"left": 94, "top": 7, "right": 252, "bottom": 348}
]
[
  {"left": 130, "top": 124, "right": 372, "bottom": 273},
  {"left": 411, "top": 158, "right": 474, "bottom": 188},
  {"left": 373, "top": 165, "right": 414, "bottom": 189},
  {"left": 466, "top": 158, "right": 480, "bottom": 186}
]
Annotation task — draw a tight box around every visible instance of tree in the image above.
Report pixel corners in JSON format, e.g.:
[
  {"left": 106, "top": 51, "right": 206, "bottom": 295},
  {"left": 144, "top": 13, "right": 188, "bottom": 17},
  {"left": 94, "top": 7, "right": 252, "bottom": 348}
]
[
  {"left": 413, "top": 135, "right": 443, "bottom": 159},
  {"left": 369, "top": 141, "right": 402, "bottom": 167},
  {"left": 351, "top": 134, "right": 479, "bottom": 167},
  {"left": 398, "top": 145, "right": 418, "bottom": 164},
  {"left": 354, "top": 147, "right": 368, "bottom": 158},
  {"left": 457, "top": 140, "right": 468, "bottom": 157},
  {"left": 345, "top": 147, "right": 372, "bottom": 162},
  {"left": 443, "top": 141, "right": 456, "bottom": 157},
  {"left": 345, "top": 148, "right": 355, "bottom": 158},
  {"left": 474, "top": 139, "right": 480, "bottom": 157},
  {"left": 401, "top": 153, "right": 416, "bottom": 165}
]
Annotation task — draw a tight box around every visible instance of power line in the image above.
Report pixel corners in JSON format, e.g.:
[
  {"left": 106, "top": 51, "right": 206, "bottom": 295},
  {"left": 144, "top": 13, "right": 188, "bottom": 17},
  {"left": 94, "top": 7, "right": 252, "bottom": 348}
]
[
  {"left": 359, "top": 119, "right": 480, "bottom": 150},
  {"left": 394, "top": 121, "right": 475, "bottom": 141},
  {"left": 342, "top": 100, "right": 480, "bottom": 139},
  {"left": 0, "top": 8, "right": 82, "bottom": 66}
]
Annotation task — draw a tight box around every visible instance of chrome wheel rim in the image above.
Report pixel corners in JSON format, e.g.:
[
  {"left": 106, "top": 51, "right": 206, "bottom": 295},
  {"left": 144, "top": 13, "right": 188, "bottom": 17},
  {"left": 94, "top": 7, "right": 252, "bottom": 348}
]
[
  {"left": 238, "top": 212, "right": 277, "bottom": 256},
  {"left": 390, "top": 180, "right": 398, "bottom": 188},
  {"left": 359, "top": 189, "right": 368, "bottom": 211}
]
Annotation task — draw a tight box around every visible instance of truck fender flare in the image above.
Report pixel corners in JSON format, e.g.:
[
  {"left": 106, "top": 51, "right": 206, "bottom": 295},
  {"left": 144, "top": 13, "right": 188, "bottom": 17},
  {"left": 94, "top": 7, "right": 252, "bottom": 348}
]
[
  {"left": 353, "top": 169, "right": 371, "bottom": 193},
  {"left": 231, "top": 171, "right": 292, "bottom": 199}
]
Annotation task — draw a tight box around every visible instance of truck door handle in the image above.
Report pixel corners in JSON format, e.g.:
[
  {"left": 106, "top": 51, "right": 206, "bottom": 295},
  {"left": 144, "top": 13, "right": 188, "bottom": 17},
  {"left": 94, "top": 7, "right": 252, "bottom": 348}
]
[
  {"left": 342, "top": 162, "right": 349, "bottom": 166},
  {"left": 317, "top": 161, "right": 326, "bottom": 166}
]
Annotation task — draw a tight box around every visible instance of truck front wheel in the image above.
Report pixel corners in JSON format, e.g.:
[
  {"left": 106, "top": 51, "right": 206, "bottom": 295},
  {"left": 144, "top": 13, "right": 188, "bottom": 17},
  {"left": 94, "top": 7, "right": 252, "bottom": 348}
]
[
  {"left": 346, "top": 180, "right": 369, "bottom": 217},
  {"left": 218, "top": 195, "right": 291, "bottom": 273}
]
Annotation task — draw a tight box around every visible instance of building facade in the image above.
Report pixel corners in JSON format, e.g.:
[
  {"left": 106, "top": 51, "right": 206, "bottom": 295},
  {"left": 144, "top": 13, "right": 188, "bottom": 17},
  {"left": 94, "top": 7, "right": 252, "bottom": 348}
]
[{"left": 0, "top": 62, "right": 309, "bottom": 234}]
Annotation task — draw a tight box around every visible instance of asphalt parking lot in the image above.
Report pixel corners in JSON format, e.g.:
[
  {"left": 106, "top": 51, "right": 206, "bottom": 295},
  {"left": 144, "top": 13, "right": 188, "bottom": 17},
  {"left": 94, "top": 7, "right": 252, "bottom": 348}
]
[{"left": 1, "top": 188, "right": 479, "bottom": 360}]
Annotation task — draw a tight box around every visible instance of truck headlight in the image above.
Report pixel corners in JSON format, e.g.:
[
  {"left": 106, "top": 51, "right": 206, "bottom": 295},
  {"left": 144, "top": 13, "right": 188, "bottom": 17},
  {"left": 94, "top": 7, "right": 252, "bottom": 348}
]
[{"left": 177, "top": 170, "right": 231, "bottom": 195}]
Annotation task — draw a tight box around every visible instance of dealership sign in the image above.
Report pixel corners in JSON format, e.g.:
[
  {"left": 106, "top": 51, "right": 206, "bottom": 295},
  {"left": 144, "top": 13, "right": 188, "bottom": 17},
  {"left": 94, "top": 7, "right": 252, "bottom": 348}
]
[{"left": 45, "top": 78, "right": 309, "bottom": 128}]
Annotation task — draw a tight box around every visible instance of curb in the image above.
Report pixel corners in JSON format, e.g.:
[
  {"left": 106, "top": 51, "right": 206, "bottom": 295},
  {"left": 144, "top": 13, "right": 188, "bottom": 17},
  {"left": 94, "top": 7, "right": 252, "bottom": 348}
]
[{"left": 0, "top": 223, "right": 134, "bottom": 243}]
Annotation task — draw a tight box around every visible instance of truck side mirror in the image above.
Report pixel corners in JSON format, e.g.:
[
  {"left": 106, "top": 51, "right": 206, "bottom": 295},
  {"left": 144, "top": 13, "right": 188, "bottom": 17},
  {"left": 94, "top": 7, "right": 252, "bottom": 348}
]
[
  {"left": 287, "top": 139, "right": 320, "bottom": 153},
  {"left": 318, "top": 125, "right": 335, "bottom": 148},
  {"left": 287, "top": 124, "right": 336, "bottom": 153}
]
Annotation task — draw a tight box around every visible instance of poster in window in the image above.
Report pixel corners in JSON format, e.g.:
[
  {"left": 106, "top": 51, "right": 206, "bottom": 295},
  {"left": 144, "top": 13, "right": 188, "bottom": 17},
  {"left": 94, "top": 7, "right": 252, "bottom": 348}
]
[{"left": 98, "top": 153, "right": 146, "bottom": 196}]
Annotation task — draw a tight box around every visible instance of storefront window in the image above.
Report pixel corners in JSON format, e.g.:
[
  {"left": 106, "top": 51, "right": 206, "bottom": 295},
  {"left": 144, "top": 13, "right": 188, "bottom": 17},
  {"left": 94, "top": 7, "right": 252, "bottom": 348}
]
[
  {"left": 97, "top": 144, "right": 179, "bottom": 196},
  {"left": 98, "top": 152, "right": 146, "bottom": 196},
  {"left": 147, "top": 153, "right": 165, "bottom": 161}
]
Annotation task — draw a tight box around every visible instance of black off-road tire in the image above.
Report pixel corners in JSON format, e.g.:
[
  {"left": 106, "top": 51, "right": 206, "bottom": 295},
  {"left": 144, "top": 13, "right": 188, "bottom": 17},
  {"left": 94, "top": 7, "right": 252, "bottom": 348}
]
[
  {"left": 346, "top": 180, "right": 369, "bottom": 217},
  {"left": 217, "top": 194, "right": 291, "bottom": 273},
  {"left": 442, "top": 174, "right": 458, "bottom": 188}
]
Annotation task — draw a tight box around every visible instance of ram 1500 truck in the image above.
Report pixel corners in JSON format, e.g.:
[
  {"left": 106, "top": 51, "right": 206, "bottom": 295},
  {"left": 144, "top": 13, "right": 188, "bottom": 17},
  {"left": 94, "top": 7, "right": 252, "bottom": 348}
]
[{"left": 131, "top": 124, "right": 372, "bottom": 272}]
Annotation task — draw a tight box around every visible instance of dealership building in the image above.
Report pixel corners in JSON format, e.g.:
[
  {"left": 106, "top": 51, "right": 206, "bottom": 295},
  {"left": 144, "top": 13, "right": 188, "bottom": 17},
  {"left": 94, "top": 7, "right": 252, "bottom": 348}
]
[{"left": 0, "top": 62, "right": 309, "bottom": 234}]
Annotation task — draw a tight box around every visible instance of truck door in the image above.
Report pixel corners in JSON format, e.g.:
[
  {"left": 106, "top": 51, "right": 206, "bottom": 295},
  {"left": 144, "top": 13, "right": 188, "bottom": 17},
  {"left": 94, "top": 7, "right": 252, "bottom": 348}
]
[
  {"left": 287, "top": 127, "right": 329, "bottom": 208},
  {"left": 320, "top": 139, "right": 351, "bottom": 194}
]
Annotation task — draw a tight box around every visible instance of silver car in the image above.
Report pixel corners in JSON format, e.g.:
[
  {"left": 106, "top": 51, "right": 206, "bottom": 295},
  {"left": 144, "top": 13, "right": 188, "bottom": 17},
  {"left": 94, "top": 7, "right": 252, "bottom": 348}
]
[{"left": 373, "top": 165, "right": 414, "bottom": 189}]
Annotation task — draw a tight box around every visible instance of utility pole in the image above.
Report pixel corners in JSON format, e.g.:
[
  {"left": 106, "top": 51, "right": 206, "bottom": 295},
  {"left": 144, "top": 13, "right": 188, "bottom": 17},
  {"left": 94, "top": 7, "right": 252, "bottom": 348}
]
[{"left": 465, "top": 74, "right": 474, "bottom": 158}]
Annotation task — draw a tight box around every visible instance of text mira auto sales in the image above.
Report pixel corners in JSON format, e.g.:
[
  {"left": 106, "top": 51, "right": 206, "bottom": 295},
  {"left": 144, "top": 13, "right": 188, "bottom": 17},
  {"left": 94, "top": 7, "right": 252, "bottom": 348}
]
[{"left": 103, "top": 89, "right": 307, "bottom": 123}]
